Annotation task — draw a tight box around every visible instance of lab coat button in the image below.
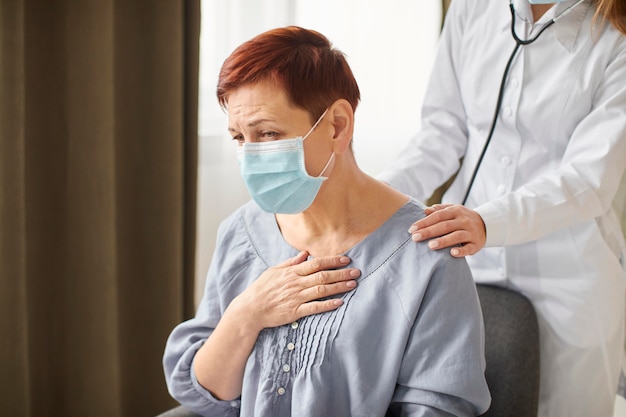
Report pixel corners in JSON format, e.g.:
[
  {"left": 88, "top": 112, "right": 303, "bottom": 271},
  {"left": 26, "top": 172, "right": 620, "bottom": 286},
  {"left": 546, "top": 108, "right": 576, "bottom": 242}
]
[
  {"left": 503, "top": 106, "right": 512, "bottom": 117},
  {"left": 497, "top": 185, "right": 506, "bottom": 195},
  {"left": 510, "top": 78, "right": 519, "bottom": 88},
  {"left": 500, "top": 155, "right": 511, "bottom": 166}
]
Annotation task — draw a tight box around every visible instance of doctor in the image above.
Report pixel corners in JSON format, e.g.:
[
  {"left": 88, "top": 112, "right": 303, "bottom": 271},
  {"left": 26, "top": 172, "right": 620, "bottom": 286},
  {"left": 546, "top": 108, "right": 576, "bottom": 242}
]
[{"left": 379, "top": 0, "right": 626, "bottom": 416}]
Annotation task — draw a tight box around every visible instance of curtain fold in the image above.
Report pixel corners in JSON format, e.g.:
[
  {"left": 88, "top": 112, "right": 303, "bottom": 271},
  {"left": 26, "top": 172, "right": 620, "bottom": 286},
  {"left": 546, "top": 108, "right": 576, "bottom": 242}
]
[
  {"left": 0, "top": 1, "right": 30, "bottom": 415},
  {"left": 0, "top": 0, "right": 199, "bottom": 415}
]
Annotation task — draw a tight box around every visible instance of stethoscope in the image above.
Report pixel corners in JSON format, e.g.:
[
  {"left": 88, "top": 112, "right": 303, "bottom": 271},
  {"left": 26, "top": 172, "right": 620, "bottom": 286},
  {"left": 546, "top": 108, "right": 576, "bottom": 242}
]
[{"left": 461, "top": 0, "right": 586, "bottom": 205}]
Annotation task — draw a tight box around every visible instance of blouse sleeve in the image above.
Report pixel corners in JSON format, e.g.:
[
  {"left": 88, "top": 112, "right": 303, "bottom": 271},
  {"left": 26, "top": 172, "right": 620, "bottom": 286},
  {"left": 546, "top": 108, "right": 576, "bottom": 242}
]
[
  {"left": 389, "top": 254, "right": 491, "bottom": 416},
  {"left": 162, "top": 221, "right": 242, "bottom": 417}
]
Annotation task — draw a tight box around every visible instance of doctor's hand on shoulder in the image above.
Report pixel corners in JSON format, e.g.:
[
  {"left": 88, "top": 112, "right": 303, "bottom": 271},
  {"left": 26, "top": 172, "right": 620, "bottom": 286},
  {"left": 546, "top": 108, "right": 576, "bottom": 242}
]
[{"left": 408, "top": 204, "right": 486, "bottom": 258}]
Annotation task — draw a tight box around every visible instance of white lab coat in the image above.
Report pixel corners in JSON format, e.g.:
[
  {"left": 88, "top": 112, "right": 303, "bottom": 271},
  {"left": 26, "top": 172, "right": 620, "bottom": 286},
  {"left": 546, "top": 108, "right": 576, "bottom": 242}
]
[{"left": 378, "top": 0, "right": 626, "bottom": 416}]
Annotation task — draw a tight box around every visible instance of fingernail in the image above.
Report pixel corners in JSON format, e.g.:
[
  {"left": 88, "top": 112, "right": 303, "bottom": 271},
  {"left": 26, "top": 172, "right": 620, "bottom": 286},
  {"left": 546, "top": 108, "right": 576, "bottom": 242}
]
[
  {"left": 339, "top": 256, "right": 350, "bottom": 264},
  {"left": 428, "top": 240, "right": 439, "bottom": 249},
  {"left": 346, "top": 280, "right": 357, "bottom": 288},
  {"left": 408, "top": 225, "right": 418, "bottom": 233},
  {"left": 451, "top": 248, "right": 459, "bottom": 256},
  {"left": 349, "top": 269, "right": 361, "bottom": 277},
  {"left": 411, "top": 232, "right": 422, "bottom": 241},
  {"left": 333, "top": 299, "right": 343, "bottom": 306}
]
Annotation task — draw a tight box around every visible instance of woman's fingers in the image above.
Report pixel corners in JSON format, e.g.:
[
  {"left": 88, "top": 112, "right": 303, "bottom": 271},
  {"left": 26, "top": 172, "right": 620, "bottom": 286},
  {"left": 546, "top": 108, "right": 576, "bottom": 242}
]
[
  {"left": 275, "top": 250, "right": 310, "bottom": 268},
  {"left": 245, "top": 254, "right": 360, "bottom": 328},
  {"left": 299, "top": 270, "right": 359, "bottom": 300},
  {"left": 307, "top": 264, "right": 360, "bottom": 285},
  {"left": 450, "top": 242, "right": 481, "bottom": 257},
  {"left": 422, "top": 203, "right": 452, "bottom": 216},
  {"left": 294, "top": 268, "right": 361, "bottom": 318},
  {"left": 292, "top": 254, "right": 352, "bottom": 276},
  {"left": 408, "top": 204, "right": 486, "bottom": 256},
  {"left": 427, "top": 229, "right": 482, "bottom": 257},
  {"left": 296, "top": 298, "right": 346, "bottom": 317},
  {"left": 290, "top": 255, "right": 360, "bottom": 295},
  {"left": 407, "top": 204, "right": 454, "bottom": 237}
]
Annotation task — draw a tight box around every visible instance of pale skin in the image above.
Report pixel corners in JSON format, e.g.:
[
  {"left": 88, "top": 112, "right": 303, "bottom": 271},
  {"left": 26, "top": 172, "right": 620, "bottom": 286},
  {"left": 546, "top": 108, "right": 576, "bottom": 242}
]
[
  {"left": 194, "top": 80, "right": 409, "bottom": 401},
  {"left": 409, "top": 3, "right": 555, "bottom": 258}
]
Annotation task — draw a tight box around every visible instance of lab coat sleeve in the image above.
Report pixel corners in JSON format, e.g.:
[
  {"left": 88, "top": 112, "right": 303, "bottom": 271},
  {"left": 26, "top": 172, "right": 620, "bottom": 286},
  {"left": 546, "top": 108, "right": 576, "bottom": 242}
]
[
  {"left": 476, "top": 43, "right": 626, "bottom": 247},
  {"left": 377, "top": 0, "right": 470, "bottom": 201}
]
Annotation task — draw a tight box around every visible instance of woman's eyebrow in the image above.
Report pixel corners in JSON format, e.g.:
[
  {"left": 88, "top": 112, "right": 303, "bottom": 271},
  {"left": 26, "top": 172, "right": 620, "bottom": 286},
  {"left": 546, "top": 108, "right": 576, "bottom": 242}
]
[
  {"left": 228, "top": 118, "right": 276, "bottom": 133},
  {"left": 246, "top": 118, "right": 275, "bottom": 127}
]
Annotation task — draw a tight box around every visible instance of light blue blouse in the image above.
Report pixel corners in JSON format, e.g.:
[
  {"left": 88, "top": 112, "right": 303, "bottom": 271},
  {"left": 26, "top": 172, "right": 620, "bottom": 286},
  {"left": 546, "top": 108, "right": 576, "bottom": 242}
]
[{"left": 163, "top": 199, "right": 491, "bottom": 416}]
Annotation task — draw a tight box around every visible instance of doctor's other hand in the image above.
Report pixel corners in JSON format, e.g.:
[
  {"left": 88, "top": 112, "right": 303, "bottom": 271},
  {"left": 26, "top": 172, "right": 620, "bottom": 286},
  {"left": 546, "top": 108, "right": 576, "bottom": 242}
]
[
  {"left": 408, "top": 204, "right": 486, "bottom": 257},
  {"left": 232, "top": 251, "right": 360, "bottom": 332}
]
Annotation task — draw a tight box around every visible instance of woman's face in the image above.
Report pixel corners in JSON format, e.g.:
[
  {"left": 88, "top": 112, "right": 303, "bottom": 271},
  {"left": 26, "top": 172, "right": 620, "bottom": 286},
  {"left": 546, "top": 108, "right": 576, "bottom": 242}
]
[{"left": 227, "top": 80, "right": 332, "bottom": 176}]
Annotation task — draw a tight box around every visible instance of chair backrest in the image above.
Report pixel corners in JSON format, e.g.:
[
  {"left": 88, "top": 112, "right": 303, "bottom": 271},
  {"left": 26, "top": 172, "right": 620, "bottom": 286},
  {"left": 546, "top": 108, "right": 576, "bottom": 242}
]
[{"left": 476, "top": 284, "right": 540, "bottom": 417}]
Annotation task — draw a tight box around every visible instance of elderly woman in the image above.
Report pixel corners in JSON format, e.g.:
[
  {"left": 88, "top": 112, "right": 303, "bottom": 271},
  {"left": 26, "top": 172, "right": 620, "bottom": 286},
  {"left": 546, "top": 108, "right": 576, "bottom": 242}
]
[{"left": 163, "top": 26, "right": 490, "bottom": 417}]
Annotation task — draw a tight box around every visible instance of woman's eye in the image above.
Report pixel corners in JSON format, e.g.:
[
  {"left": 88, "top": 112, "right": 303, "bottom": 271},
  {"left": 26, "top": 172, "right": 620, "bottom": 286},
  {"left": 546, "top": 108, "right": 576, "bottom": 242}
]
[
  {"left": 232, "top": 134, "right": 244, "bottom": 144},
  {"left": 261, "top": 131, "right": 279, "bottom": 139}
]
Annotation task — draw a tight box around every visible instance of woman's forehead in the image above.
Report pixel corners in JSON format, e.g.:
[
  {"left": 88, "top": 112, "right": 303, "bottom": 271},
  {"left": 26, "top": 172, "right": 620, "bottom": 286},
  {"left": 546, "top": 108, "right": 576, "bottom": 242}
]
[{"left": 228, "top": 83, "right": 304, "bottom": 121}]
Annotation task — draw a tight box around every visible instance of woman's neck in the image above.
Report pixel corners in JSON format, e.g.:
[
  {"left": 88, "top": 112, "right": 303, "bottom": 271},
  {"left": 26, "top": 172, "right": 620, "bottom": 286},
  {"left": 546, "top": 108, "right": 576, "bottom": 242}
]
[
  {"left": 276, "top": 171, "right": 408, "bottom": 257},
  {"left": 532, "top": 3, "right": 554, "bottom": 21}
]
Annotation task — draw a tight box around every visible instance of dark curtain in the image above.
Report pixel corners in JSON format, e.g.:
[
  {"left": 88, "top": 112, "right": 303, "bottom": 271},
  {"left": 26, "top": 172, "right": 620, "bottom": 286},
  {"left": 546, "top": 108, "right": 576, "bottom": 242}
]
[{"left": 0, "top": 0, "right": 199, "bottom": 416}]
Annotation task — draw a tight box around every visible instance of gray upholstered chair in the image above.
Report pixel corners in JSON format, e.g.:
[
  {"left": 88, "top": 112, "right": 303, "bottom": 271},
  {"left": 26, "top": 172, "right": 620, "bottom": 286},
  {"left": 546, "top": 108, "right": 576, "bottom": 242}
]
[
  {"left": 157, "top": 284, "right": 541, "bottom": 417},
  {"left": 476, "top": 283, "right": 540, "bottom": 417}
]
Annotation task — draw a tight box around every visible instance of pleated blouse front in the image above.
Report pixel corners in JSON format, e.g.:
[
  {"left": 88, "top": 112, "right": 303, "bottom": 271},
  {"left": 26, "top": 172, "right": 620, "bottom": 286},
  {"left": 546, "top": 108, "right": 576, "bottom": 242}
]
[{"left": 163, "top": 199, "right": 490, "bottom": 417}]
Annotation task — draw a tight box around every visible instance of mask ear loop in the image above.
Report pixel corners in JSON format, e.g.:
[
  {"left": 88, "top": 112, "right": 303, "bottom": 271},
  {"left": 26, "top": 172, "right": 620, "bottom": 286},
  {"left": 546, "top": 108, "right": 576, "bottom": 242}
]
[
  {"left": 317, "top": 153, "right": 335, "bottom": 178},
  {"left": 302, "top": 108, "right": 334, "bottom": 178},
  {"left": 303, "top": 108, "right": 329, "bottom": 141}
]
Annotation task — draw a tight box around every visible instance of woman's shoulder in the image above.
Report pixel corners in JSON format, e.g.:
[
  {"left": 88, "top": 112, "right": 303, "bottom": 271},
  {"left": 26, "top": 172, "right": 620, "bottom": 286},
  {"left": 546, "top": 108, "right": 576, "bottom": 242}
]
[
  {"left": 392, "top": 200, "right": 469, "bottom": 273},
  {"left": 215, "top": 200, "right": 295, "bottom": 269},
  {"left": 375, "top": 197, "right": 427, "bottom": 239},
  {"left": 355, "top": 198, "right": 475, "bottom": 323},
  {"left": 386, "top": 199, "right": 472, "bottom": 279},
  {"left": 357, "top": 197, "right": 448, "bottom": 269},
  {"left": 212, "top": 200, "right": 275, "bottom": 260},
  {"left": 217, "top": 200, "right": 268, "bottom": 237},
  {"left": 394, "top": 197, "right": 427, "bottom": 222}
]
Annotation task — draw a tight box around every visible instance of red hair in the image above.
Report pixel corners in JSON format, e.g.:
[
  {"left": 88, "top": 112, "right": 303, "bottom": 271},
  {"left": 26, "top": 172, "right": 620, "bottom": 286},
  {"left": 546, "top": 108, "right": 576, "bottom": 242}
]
[{"left": 217, "top": 26, "right": 360, "bottom": 121}]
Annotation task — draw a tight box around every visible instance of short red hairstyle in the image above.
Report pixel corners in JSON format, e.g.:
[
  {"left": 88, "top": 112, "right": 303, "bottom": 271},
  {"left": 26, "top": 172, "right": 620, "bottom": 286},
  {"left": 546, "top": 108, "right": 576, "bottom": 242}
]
[{"left": 217, "top": 26, "right": 360, "bottom": 121}]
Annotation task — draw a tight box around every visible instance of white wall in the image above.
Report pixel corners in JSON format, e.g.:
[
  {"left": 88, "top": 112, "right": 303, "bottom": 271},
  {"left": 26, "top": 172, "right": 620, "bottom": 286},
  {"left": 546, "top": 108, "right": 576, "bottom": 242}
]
[{"left": 196, "top": 0, "right": 441, "bottom": 305}]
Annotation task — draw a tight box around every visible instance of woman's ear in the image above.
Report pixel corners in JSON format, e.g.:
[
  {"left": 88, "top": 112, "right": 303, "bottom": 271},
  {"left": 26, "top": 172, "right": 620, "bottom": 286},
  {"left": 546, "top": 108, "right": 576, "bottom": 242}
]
[{"left": 328, "top": 99, "right": 354, "bottom": 154}]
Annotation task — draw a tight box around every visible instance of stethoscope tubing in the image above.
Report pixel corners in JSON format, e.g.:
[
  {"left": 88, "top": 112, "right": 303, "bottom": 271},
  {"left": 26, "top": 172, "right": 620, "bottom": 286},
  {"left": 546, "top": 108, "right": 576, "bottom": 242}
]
[{"left": 460, "top": 0, "right": 585, "bottom": 205}]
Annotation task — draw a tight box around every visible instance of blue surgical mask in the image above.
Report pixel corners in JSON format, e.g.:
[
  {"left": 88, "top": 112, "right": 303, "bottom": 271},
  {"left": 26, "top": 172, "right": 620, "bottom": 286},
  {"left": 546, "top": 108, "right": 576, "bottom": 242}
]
[{"left": 237, "top": 109, "right": 334, "bottom": 214}]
